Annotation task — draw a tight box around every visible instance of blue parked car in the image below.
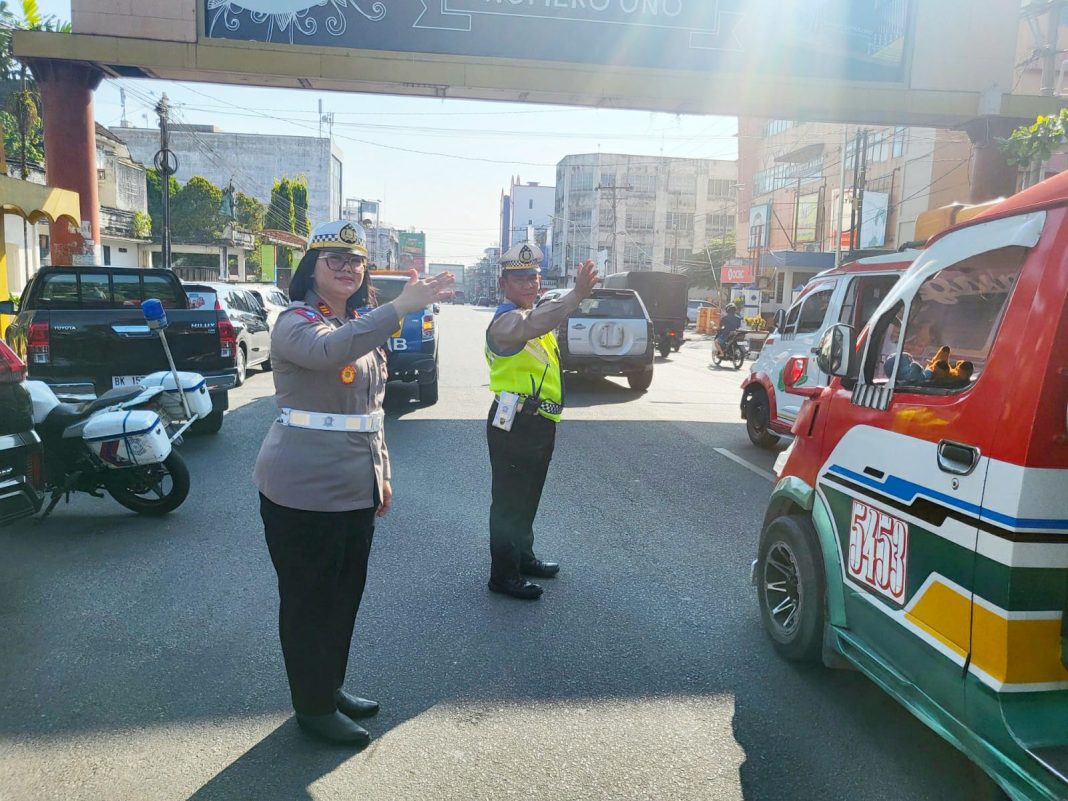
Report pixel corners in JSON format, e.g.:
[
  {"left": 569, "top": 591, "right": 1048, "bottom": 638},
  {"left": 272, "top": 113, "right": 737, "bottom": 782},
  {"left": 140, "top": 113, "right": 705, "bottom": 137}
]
[{"left": 368, "top": 271, "right": 440, "bottom": 405}]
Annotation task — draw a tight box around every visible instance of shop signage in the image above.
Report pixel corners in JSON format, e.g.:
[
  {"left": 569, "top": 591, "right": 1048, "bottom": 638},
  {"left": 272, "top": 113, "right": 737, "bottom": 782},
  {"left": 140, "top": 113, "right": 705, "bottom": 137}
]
[{"left": 721, "top": 263, "right": 755, "bottom": 284}]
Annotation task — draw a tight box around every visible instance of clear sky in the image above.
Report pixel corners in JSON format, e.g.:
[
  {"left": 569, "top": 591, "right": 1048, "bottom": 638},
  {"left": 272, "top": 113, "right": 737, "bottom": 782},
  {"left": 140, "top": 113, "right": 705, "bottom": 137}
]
[{"left": 35, "top": 1, "right": 738, "bottom": 266}]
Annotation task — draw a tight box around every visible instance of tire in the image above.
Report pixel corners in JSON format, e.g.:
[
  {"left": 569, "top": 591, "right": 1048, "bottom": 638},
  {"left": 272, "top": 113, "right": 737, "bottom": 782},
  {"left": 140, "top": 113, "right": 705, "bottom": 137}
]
[
  {"left": 745, "top": 389, "right": 781, "bottom": 448},
  {"left": 190, "top": 407, "right": 224, "bottom": 435},
  {"left": 107, "top": 451, "right": 191, "bottom": 516},
  {"left": 658, "top": 339, "right": 671, "bottom": 358},
  {"left": 672, "top": 341, "right": 681, "bottom": 352},
  {"left": 713, "top": 350, "right": 724, "bottom": 367},
  {"left": 234, "top": 346, "right": 247, "bottom": 387},
  {"left": 419, "top": 376, "right": 439, "bottom": 406},
  {"left": 757, "top": 515, "right": 825, "bottom": 662},
  {"left": 731, "top": 344, "right": 746, "bottom": 370},
  {"left": 261, "top": 355, "right": 272, "bottom": 372},
  {"left": 626, "top": 369, "right": 653, "bottom": 392}
]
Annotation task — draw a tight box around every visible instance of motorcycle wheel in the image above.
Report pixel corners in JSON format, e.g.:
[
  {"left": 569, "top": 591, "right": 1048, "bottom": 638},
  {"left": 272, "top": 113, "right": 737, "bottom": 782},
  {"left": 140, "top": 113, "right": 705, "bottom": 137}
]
[
  {"left": 713, "top": 350, "right": 724, "bottom": 366},
  {"left": 731, "top": 344, "right": 746, "bottom": 370},
  {"left": 107, "top": 451, "right": 190, "bottom": 516},
  {"left": 658, "top": 339, "right": 671, "bottom": 358}
]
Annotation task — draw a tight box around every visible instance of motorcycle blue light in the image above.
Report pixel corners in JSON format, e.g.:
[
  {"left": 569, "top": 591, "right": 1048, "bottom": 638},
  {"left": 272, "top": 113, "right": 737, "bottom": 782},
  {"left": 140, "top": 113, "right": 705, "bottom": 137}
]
[{"left": 141, "top": 298, "right": 168, "bottom": 330}]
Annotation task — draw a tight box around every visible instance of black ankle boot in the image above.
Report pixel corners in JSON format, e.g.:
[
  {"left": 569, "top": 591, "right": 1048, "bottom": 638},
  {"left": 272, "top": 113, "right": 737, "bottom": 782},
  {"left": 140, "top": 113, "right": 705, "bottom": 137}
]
[
  {"left": 335, "top": 690, "right": 380, "bottom": 719},
  {"left": 296, "top": 711, "right": 371, "bottom": 747}
]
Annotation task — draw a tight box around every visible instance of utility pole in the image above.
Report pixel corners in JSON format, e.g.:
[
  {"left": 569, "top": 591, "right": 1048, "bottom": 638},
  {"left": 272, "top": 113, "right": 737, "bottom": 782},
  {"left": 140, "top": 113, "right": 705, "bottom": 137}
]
[
  {"left": 834, "top": 127, "right": 849, "bottom": 268},
  {"left": 153, "top": 94, "right": 178, "bottom": 271},
  {"left": 596, "top": 181, "right": 632, "bottom": 275},
  {"left": 855, "top": 129, "right": 870, "bottom": 250},
  {"left": 848, "top": 129, "right": 863, "bottom": 251}
]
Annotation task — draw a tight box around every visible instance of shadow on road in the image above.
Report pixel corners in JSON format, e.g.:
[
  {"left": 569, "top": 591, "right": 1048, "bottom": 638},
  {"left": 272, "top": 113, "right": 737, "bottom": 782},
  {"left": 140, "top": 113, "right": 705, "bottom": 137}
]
[{"left": 0, "top": 399, "right": 975, "bottom": 801}]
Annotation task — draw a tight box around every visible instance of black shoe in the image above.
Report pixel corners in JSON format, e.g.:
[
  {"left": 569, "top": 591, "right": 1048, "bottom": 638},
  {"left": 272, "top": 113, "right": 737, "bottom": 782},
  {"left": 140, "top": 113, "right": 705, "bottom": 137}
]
[
  {"left": 488, "top": 576, "right": 544, "bottom": 600},
  {"left": 295, "top": 711, "right": 371, "bottom": 747},
  {"left": 520, "top": 559, "right": 560, "bottom": 579},
  {"left": 335, "top": 689, "right": 379, "bottom": 719}
]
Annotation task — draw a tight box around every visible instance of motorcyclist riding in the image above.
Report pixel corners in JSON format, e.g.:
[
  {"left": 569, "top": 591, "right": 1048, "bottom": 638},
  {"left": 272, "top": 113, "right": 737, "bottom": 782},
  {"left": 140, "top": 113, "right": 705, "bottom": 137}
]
[{"left": 714, "top": 304, "right": 742, "bottom": 358}]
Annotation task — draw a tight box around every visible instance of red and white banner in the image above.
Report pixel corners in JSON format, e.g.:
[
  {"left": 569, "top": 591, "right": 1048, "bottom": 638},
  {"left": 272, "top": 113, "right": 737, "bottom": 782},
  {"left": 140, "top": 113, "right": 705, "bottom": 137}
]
[{"left": 721, "top": 264, "right": 754, "bottom": 284}]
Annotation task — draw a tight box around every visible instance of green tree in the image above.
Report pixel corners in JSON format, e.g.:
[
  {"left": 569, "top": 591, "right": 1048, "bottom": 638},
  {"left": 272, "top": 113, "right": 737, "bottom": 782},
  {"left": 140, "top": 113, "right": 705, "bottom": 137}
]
[
  {"left": 171, "top": 175, "right": 223, "bottom": 240},
  {"left": 270, "top": 177, "right": 296, "bottom": 233},
  {"left": 682, "top": 231, "right": 736, "bottom": 289},
  {"left": 1000, "top": 109, "right": 1068, "bottom": 188},
  {"left": 291, "top": 175, "right": 310, "bottom": 236},
  {"left": 146, "top": 168, "right": 181, "bottom": 238},
  {"left": 235, "top": 191, "right": 265, "bottom": 233},
  {"left": 0, "top": 107, "right": 42, "bottom": 166}
]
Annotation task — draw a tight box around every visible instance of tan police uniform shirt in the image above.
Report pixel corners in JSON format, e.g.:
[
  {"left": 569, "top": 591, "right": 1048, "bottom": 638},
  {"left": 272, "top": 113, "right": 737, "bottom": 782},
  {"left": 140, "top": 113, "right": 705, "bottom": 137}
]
[
  {"left": 253, "top": 289, "right": 402, "bottom": 513},
  {"left": 487, "top": 292, "right": 581, "bottom": 353}
]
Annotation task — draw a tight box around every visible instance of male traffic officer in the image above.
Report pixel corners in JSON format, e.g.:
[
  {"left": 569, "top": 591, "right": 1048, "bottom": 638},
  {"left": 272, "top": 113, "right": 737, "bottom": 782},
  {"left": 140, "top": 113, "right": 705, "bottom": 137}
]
[{"left": 485, "top": 243, "right": 600, "bottom": 600}]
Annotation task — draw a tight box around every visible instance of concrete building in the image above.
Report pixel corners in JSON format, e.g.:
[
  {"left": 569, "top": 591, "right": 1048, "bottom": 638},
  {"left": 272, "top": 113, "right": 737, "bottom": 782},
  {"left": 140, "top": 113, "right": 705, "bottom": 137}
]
[
  {"left": 500, "top": 177, "right": 554, "bottom": 273},
  {"left": 735, "top": 119, "right": 973, "bottom": 313},
  {"left": 95, "top": 124, "right": 150, "bottom": 268},
  {"left": 341, "top": 198, "right": 399, "bottom": 268},
  {"left": 111, "top": 124, "right": 343, "bottom": 230},
  {"left": 552, "top": 154, "right": 737, "bottom": 280}
]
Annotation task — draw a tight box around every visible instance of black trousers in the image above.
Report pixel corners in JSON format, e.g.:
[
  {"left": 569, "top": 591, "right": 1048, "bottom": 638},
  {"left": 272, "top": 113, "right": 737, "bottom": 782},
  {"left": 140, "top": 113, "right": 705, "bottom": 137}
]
[
  {"left": 486, "top": 403, "right": 557, "bottom": 581},
  {"left": 260, "top": 493, "right": 376, "bottom": 716}
]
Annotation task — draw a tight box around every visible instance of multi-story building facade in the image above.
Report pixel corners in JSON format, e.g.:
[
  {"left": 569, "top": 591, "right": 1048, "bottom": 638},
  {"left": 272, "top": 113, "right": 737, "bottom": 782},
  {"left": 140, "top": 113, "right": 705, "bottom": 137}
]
[
  {"left": 736, "top": 119, "right": 973, "bottom": 312},
  {"left": 552, "top": 154, "right": 737, "bottom": 279},
  {"left": 113, "top": 124, "right": 344, "bottom": 230},
  {"left": 96, "top": 124, "right": 150, "bottom": 268},
  {"left": 341, "top": 199, "right": 399, "bottom": 268},
  {"left": 500, "top": 177, "right": 554, "bottom": 273}
]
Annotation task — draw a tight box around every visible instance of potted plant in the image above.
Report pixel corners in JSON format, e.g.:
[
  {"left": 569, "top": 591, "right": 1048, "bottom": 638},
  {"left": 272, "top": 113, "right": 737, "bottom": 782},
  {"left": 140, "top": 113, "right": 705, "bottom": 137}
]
[{"left": 743, "top": 314, "right": 770, "bottom": 353}]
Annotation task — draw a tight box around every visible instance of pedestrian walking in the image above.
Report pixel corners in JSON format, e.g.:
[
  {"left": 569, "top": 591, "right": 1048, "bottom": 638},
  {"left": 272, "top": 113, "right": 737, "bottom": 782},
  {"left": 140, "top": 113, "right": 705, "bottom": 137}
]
[
  {"left": 485, "top": 243, "right": 600, "bottom": 600},
  {"left": 253, "top": 220, "right": 453, "bottom": 746}
]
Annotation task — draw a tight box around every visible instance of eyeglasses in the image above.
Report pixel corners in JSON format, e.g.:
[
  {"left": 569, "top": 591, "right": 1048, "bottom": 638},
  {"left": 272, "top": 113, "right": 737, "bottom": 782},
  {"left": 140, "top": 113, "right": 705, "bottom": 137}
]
[
  {"left": 506, "top": 274, "right": 540, "bottom": 287},
  {"left": 322, "top": 254, "right": 366, "bottom": 273}
]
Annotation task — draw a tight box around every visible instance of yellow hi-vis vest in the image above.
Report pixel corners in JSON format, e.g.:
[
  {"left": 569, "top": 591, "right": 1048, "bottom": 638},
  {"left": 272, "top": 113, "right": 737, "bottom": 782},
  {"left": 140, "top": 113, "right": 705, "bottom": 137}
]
[{"left": 486, "top": 327, "right": 564, "bottom": 423}]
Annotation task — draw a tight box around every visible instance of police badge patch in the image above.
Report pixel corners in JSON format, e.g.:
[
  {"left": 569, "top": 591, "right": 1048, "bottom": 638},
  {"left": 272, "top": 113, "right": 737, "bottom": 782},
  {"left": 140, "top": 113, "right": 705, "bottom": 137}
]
[{"left": 340, "top": 364, "right": 357, "bottom": 384}]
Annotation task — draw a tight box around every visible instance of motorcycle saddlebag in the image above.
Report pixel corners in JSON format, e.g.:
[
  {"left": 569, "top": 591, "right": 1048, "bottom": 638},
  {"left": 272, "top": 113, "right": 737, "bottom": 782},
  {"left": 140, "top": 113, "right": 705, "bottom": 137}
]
[
  {"left": 82, "top": 410, "right": 171, "bottom": 468},
  {"left": 139, "top": 371, "right": 212, "bottom": 420}
]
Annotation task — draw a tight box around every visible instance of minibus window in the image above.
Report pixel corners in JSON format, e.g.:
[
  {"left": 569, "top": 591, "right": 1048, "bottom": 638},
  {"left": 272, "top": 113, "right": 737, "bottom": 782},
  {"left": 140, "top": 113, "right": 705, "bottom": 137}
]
[{"left": 867, "top": 246, "right": 1027, "bottom": 393}]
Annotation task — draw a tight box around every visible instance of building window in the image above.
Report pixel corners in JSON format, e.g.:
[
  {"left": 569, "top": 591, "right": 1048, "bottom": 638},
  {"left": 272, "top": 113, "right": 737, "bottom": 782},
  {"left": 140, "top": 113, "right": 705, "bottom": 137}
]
[
  {"left": 668, "top": 172, "right": 693, "bottom": 194},
  {"left": 754, "top": 157, "right": 823, "bottom": 195},
  {"left": 529, "top": 198, "right": 534, "bottom": 209},
  {"left": 626, "top": 210, "right": 654, "bottom": 231},
  {"left": 628, "top": 174, "right": 656, "bottom": 194},
  {"left": 764, "top": 120, "right": 797, "bottom": 137},
  {"left": 599, "top": 172, "right": 616, "bottom": 188},
  {"left": 708, "top": 178, "right": 735, "bottom": 199},
  {"left": 571, "top": 169, "right": 595, "bottom": 192},
  {"left": 103, "top": 245, "right": 112, "bottom": 266},
  {"left": 665, "top": 211, "right": 694, "bottom": 231}
]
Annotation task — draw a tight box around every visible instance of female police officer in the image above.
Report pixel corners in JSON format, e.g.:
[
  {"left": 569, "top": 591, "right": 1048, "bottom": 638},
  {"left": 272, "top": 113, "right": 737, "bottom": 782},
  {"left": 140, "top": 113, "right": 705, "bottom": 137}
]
[{"left": 254, "top": 220, "right": 453, "bottom": 746}]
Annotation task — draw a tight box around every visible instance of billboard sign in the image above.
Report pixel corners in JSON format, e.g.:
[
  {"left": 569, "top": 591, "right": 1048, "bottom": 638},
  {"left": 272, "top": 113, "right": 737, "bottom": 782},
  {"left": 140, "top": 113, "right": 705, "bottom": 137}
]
[
  {"left": 748, "top": 204, "right": 770, "bottom": 249},
  {"left": 204, "top": 1, "right": 911, "bottom": 82},
  {"left": 721, "top": 263, "right": 755, "bottom": 285},
  {"left": 795, "top": 192, "right": 820, "bottom": 243},
  {"left": 398, "top": 232, "right": 427, "bottom": 273}
]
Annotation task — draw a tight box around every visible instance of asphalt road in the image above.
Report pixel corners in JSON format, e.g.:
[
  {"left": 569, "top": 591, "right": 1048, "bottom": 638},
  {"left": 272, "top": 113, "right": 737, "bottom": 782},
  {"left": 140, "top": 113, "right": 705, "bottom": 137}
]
[{"left": 0, "top": 304, "right": 977, "bottom": 801}]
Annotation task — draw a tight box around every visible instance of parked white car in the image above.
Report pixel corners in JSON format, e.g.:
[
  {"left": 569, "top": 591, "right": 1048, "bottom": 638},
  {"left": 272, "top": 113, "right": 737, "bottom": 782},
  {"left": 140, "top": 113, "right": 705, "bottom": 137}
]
[{"left": 739, "top": 251, "right": 916, "bottom": 447}]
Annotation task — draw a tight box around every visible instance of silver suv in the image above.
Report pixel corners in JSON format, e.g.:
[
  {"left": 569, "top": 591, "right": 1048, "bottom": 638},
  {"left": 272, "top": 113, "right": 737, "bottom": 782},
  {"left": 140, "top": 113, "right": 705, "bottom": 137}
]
[{"left": 551, "top": 288, "right": 654, "bottom": 392}]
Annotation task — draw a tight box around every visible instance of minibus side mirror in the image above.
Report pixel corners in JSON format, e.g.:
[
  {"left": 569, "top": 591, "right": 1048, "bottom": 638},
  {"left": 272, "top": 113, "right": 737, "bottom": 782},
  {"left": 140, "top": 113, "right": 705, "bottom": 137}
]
[
  {"left": 772, "top": 308, "right": 787, "bottom": 333},
  {"left": 816, "top": 323, "right": 858, "bottom": 381}
]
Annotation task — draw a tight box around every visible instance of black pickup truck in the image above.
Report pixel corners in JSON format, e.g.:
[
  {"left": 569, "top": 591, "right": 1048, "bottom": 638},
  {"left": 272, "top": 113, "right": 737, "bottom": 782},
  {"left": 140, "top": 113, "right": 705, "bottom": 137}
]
[{"left": 3, "top": 266, "right": 238, "bottom": 434}]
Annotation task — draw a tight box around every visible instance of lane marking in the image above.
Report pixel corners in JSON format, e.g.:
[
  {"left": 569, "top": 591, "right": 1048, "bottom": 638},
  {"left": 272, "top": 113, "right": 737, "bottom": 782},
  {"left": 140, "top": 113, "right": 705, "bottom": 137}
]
[{"left": 713, "top": 447, "right": 776, "bottom": 483}]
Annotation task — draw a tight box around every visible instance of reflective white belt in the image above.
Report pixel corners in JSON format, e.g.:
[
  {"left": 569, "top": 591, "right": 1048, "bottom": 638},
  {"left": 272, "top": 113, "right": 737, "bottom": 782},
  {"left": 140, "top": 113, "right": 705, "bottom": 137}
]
[{"left": 277, "top": 408, "right": 384, "bottom": 433}]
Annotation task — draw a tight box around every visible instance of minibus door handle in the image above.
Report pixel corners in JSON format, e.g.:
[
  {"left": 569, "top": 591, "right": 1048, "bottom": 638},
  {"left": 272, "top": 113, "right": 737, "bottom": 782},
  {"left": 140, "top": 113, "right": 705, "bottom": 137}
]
[{"left": 937, "top": 440, "right": 980, "bottom": 476}]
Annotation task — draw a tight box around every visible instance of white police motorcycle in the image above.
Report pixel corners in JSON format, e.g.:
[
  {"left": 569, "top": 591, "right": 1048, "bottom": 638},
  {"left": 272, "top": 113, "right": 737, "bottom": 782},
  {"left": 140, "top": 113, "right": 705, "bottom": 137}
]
[{"left": 24, "top": 299, "right": 211, "bottom": 518}]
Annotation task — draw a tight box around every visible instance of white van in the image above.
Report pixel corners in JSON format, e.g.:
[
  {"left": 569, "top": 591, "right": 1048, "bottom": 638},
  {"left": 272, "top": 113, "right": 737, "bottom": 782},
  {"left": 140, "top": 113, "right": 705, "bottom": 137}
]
[{"left": 740, "top": 251, "right": 916, "bottom": 447}]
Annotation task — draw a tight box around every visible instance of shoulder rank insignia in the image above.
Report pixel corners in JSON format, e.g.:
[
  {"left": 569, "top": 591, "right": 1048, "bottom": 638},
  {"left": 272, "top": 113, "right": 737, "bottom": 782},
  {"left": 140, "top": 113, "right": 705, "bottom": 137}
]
[
  {"left": 317, "top": 301, "right": 333, "bottom": 317},
  {"left": 340, "top": 364, "right": 357, "bottom": 384},
  {"left": 294, "top": 308, "right": 322, "bottom": 322}
]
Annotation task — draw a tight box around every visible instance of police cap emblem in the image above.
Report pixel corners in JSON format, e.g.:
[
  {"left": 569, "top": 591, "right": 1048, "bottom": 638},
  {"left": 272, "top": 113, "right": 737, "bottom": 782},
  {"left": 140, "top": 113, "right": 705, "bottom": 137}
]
[{"left": 339, "top": 224, "right": 358, "bottom": 245}]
